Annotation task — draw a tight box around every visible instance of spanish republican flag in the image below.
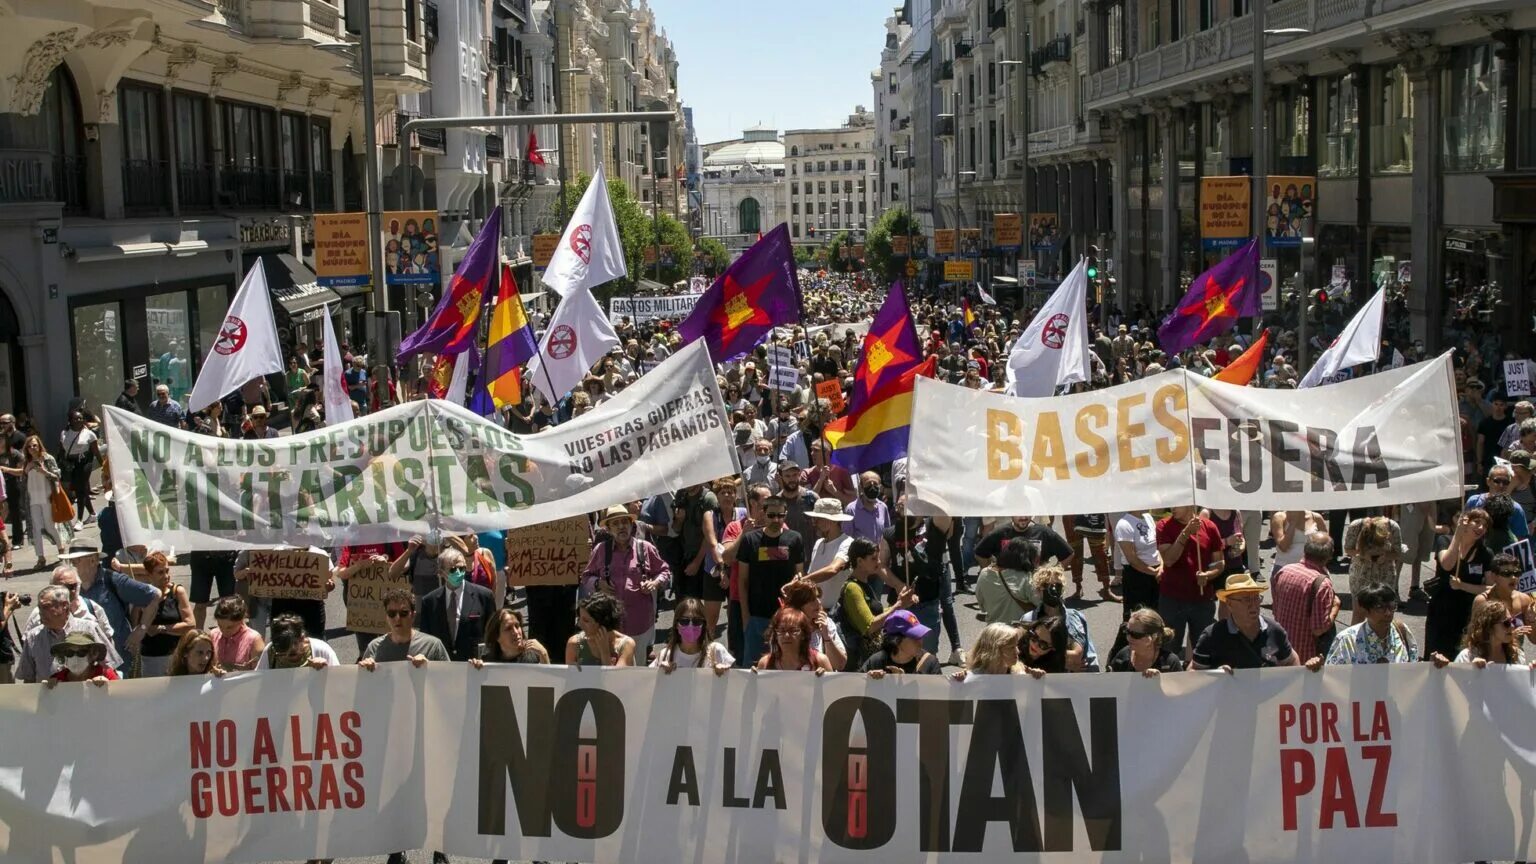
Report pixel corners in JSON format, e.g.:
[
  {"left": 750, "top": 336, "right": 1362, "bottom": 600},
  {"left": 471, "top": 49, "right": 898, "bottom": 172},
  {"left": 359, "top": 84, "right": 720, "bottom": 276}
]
[
  {"left": 962, "top": 298, "right": 977, "bottom": 330},
  {"left": 1214, "top": 328, "right": 1269, "bottom": 386},
  {"left": 480, "top": 263, "right": 539, "bottom": 409},
  {"left": 824, "top": 356, "right": 937, "bottom": 471}
]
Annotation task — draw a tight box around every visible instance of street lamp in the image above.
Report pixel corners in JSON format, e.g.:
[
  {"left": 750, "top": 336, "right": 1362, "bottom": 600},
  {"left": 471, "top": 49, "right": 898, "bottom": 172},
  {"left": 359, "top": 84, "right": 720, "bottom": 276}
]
[{"left": 1251, "top": 18, "right": 1311, "bottom": 261}]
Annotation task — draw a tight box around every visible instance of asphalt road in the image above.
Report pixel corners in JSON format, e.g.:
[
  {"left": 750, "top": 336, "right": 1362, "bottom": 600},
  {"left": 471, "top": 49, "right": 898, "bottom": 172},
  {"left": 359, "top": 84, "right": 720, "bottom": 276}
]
[{"left": 3, "top": 508, "right": 1429, "bottom": 864}]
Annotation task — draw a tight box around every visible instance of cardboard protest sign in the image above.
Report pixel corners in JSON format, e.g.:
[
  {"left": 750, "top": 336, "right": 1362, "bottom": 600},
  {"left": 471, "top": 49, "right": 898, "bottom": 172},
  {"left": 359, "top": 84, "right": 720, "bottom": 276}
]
[
  {"left": 504, "top": 515, "right": 591, "bottom": 586},
  {"left": 767, "top": 366, "right": 800, "bottom": 392},
  {"left": 1504, "top": 360, "right": 1531, "bottom": 398},
  {"left": 815, "top": 379, "right": 845, "bottom": 414},
  {"left": 237, "top": 549, "right": 330, "bottom": 601},
  {"left": 343, "top": 558, "right": 409, "bottom": 635},
  {"left": 1505, "top": 539, "right": 1536, "bottom": 594}
]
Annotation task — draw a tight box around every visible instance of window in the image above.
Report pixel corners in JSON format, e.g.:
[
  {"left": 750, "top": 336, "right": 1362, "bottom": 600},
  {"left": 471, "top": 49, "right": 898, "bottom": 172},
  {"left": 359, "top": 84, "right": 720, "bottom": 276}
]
[
  {"left": 73, "top": 302, "right": 125, "bottom": 415},
  {"left": 1442, "top": 44, "right": 1504, "bottom": 172},
  {"left": 843, "top": 159, "right": 853, "bottom": 171},
  {"left": 6, "top": 67, "right": 85, "bottom": 210},
  {"left": 172, "top": 93, "right": 213, "bottom": 209},
  {"left": 831, "top": 201, "right": 840, "bottom": 214},
  {"left": 859, "top": 200, "right": 867, "bottom": 214},
  {"left": 1148, "top": 2, "right": 1160, "bottom": 48},
  {"left": 817, "top": 160, "right": 826, "bottom": 172},
  {"left": 1321, "top": 72, "right": 1359, "bottom": 177},
  {"left": 790, "top": 145, "right": 799, "bottom": 156},
  {"left": 818, "top": 181, "right": 826, "bottom": 194},
  {"left": 1198, "top": 0, "right": 1214, "bottom": 31},
  {"left": 280, "top": 113, "right": 309, "bottom": 208},
  {"left": 791, "top": 202, "right": 799, "bottom": 215},
  {"left": 818, "top": 201, "right": 826, "bottom": 214},
  {"left": 1104, "top": 1, "right": 1125, "bottom": 67},
  {"left": 738, "top": 197, "right": 761, "bottom": 233},
  {"left": 406, "top": 0, "right": 419, "bottom": 41},
  {"left": 119, "top": 82, "right": 167, "bottom": 211},
  {"left": 857, "top": 158, "right": 866, "bottom": 170},
  {"left": 1373, "top": 65, "right": 1413, "bottom": 174},
  {"left": 1270, "top": 85, "right": 1310, "bottom": 161},
  {"left": 221, "top": 100, "right": 280, "bottom": 207},
  {"left": 843, "top": 180, "right": 853, "bottom": 193},
  {"left": 856, "top": 179, "right": 865, "bottom": 191},
  {"left": 792, "top": 223, "right": 800, "bottom": 237},
  {"left": 791, "top": 182, "right": 799, "bottom": 195}
]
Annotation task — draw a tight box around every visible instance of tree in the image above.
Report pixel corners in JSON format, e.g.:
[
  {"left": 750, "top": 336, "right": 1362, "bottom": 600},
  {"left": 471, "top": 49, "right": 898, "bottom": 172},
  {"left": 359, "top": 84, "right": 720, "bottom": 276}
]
[
  {"left": 793, "top": 244, "right": 818, "bottom": 268},
  {"left": 865, "top": 207, "right": 917, "bottom": 284},
  {"left": 824, "top": 231, "right": 857, "bottom": 274},
  {"left": 695, "top": 236, "right": 730, "bottom": 276},
  {"left": 550, "top": 173, "right": 695, "bottom": 297}
]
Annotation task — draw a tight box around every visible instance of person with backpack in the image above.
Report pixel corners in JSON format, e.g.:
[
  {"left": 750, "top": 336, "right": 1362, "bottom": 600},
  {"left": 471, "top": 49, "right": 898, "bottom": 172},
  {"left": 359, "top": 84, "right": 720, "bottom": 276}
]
[{"left": 579, "top": 505, "right": 670, "bottom": 663}]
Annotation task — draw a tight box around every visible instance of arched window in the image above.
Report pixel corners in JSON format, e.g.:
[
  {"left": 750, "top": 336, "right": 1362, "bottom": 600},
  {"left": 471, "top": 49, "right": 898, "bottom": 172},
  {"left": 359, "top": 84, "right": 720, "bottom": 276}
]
[
  {"left": 790, "top": 145, "right": 799, "bottom": 156},
  {"left": 0, "top": 66, "right": 84, "bottom": 210},
  {"left": 738, "top": 197, "right": 761, "bottom": 234}
]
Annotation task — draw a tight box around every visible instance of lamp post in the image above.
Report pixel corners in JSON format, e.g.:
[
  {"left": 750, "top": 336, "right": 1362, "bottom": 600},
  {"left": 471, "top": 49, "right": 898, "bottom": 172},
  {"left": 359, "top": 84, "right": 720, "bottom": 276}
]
[{"left": 1251, "top": 20, "right": 1310, "bottom": 260}]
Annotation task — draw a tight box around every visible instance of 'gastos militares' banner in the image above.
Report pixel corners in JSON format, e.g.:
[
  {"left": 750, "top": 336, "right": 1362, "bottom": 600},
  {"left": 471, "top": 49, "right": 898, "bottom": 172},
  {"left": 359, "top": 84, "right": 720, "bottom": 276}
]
[
  {"left": 908, "top": 353, "right": 1461, "bottom": 517},
  {"left": 0, "top": 664, "right": 1534, "bottom": 863},
  {"left": 103, "top": 340, "right": 737, "bottom": 551}
]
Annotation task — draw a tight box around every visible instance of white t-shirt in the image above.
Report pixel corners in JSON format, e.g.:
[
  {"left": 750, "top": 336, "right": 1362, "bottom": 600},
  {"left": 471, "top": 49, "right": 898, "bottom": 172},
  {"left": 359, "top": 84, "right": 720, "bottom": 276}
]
[
  {"left": 60, "top": 428, "right": 96, "bottom": 457},
  {"left": 809, "top": 534, "right": 853, "bottom": 611},
  {"left": 1113, "top": 513, "right": 1160, "bottom": 571},
  {"left": 254, "top": 637, "right": 341, "bottom": 670},
  {"left": 650, "top": 641, "right": 735, "bottom": 669}
]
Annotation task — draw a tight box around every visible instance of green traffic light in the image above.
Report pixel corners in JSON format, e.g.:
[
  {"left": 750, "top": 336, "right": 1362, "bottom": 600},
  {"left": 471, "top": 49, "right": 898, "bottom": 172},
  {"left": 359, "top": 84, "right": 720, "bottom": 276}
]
[{"left": 1087, "top": 266, "right": 1098, "bottom": 279}]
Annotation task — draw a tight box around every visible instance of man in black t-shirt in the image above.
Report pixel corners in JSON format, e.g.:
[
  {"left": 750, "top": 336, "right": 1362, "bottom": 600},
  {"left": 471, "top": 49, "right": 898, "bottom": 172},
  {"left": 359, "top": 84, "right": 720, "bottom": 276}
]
[
  {"left": 1190, "top": 573, "right": 1301, "bottom": 672},
  {"left": 974, "top": 516, "right": 1074, "bottom": 569},
  {"left": 737, "top": 495, "right": 805, "bottom": 666},
  {"left": 0, "top": 414, "right": 25, "bottom": 547},
  {"left": 1476, "top": 392, "right": 1514, "bottom": 472}
]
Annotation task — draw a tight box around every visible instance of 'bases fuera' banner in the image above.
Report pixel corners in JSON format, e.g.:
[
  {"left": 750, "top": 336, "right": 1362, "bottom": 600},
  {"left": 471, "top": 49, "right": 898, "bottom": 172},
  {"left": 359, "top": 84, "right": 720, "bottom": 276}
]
[
  {"left": 908, "top": 354, "right": 1462, "bottom": 517},
  {"left": 102, "top": 340, "right": 737, "bottom": 551},
  {"left": 0, "top": 664, "right": 1533, "bottom": 862}
]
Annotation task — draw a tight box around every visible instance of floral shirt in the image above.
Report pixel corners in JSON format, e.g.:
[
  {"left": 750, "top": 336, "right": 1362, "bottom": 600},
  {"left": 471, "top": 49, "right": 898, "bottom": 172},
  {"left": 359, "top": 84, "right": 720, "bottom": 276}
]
[{"left": 1325, "top": 621, "right": 1419, "bottom": 665}]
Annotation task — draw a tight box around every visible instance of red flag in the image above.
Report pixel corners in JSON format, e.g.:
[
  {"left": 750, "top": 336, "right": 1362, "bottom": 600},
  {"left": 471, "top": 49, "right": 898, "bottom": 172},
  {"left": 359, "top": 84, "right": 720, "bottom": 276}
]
[
  {"left": 1214, "top": 329, "right": 1269, "bottom": 386},
  {"left": 526, "top": 130, "right": 545, "bottom": 166}
]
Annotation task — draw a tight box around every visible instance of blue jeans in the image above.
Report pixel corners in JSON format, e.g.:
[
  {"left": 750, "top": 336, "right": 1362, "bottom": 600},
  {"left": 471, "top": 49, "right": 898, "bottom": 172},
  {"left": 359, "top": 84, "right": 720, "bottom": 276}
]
[
  {"left": 745, "top": 615, "right": 771, "bottom": 668},
  {"left": 910, "top": 599, "right": 941, "bottom": 656},
  {"left": 961, "top": 517, "right": 983, "bottom": 577}
]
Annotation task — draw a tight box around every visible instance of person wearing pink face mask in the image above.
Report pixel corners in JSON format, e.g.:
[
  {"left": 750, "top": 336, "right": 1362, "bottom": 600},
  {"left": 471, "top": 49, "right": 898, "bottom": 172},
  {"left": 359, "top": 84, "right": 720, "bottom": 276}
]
[{"left": 652, "top": 597, "right": 733, "bottom": 674}]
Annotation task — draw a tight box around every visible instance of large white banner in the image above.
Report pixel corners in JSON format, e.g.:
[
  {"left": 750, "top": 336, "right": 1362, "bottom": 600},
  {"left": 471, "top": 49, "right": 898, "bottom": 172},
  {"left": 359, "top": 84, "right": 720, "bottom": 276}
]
[
  {"left": 607, "top": 293, "right": 701, "bottom": 322},
  {"left": 908, "top": 355, "right": 1461, "bottom": 517},
  {"left": 1, "top": 664, "right": 1534, "bottom": 863},
  {"left": 103, "top": 340, "right": 738, "bottom": 551}
]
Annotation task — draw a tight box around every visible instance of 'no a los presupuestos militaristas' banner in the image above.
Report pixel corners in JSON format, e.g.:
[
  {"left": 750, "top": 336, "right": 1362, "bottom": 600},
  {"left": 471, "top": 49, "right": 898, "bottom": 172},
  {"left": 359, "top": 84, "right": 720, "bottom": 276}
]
[
  {"left": 102, "top": 340, "right": 738, "bottom": 552},
  {"left": 908, "top": 354, "right": 1462, "bottom": 517}
]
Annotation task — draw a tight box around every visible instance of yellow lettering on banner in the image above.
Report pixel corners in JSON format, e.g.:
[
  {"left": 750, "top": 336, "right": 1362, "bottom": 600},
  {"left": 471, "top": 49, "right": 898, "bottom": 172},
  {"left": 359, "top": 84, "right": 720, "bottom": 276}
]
[
  {"left": 1029, "top": 412, "right": 1070, "bottom": 481},
  {"left": 1153, "top": 384, "right": 1190, "bottom": 462},
  {"left": 1116, "top": 393, "right": 1150, "bottom": 471},
  {"left": 987, "top": 409, "right": 1023, "bottom": 480},
  {"left": 1073, "top": 404, "right": 1111, "bottom": 477}
]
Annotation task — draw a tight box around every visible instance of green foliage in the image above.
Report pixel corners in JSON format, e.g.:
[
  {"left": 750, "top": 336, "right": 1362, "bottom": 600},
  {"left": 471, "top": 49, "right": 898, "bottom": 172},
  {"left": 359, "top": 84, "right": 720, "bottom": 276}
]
[
  {"left": 551, "top": 173, "right": 695, "bottom": 296},
  {"left": 696, "top": 236, "right": 730, "bottom": 275},
  {"left": 823, "top": 231, "right": 857, "bottom": 274},
  {"left": 865, "top": 207, "right": 917, "bottom": 283},
  {"left": 792, "top": 244, "right": 818, "bottom": 267}
]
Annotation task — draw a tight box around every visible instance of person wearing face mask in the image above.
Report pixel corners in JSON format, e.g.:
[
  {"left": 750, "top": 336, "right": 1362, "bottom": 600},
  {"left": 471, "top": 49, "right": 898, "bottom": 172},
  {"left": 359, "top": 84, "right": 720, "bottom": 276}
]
[
  {"left": 1014, "top": 566, "right": 1099, "bottom": 671},
  {"left": 418, "top": 548, "right": 496, "bottom": 662},
  {"left": 43, "top": 631, "right": 117, "bottom": 687},
  {"left": 742, "top": 439, "right": 778, "bottom": 490},
  {"left": 652, "top": 597, "right": 733, "bottom": 673},
  {"left": 843, "top": 471, "right": 893, "bottom": 543}
]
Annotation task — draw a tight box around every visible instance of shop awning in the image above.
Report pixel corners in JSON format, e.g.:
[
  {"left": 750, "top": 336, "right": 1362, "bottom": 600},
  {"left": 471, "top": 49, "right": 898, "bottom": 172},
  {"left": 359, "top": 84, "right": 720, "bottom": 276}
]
[
  {"left": 70, "top": 238, "right": 242, "bottom": 264},
  {"left": 255, "top": 253, "right": 341, "bottom": 324}
]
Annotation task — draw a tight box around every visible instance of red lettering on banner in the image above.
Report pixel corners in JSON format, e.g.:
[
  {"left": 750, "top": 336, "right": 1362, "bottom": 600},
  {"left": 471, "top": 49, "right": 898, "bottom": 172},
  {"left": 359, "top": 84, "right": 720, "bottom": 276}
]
[
  {"left": 1277, "top": 701, "right": 1395, "bottom": 832},
  {"left": 185, "top": 712, "right": 368, "bottom": 820}
]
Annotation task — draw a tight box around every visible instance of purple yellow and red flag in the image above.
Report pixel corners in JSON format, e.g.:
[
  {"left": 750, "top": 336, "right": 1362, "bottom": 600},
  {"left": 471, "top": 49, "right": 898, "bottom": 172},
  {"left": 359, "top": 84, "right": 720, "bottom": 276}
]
[
  {"left": 468, "top": 263, "right": 539, "bottom": 415},
  {"left": 847, "top": 280, "right": 921, "bottom": 416},
  {"left": 1214, "top": 328, "right": 1269, "bottom": 386},
  {"left": 825, "top": 356, "right": 937, "bottom": 472},
  {"left": 962, "top": 298, "right": 977, "bottom": 331},
  {"left": 1157, "top": 236, "right": 1262, "bottom": 357},
  {"left": 677, "top": 223, "right": 802, "bottom": 361},
  {"left": 397, "top": 206, "right": 502, "bottom": 361}
]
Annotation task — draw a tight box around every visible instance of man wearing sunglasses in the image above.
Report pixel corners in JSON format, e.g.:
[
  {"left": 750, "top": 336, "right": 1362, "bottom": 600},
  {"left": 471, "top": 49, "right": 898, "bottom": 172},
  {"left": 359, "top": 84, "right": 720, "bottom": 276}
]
[
  {"left": 16, "top": 585, "right": 121, "bottom": 683},
  {"left": 359, "top": 588, "right": 449, "bottom": 670},
  {"left": 1468, "top": 464, "right": 1530, "bottom": 540},
  {"left": 737, "top": 495, "right": 806, "bottom": 666}
]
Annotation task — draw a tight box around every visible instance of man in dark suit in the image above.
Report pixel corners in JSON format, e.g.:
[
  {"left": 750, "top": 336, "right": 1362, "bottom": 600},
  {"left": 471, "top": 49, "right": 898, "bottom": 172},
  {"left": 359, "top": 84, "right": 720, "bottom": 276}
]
[{"left": 417, "top": 547, "right": 496, "bottom": 662}]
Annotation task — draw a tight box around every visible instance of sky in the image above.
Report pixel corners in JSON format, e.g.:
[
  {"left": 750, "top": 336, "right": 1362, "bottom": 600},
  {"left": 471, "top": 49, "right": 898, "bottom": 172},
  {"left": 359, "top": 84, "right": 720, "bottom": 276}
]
[{"left": 646, "top": 0, "right": 898, "bottom": 145}]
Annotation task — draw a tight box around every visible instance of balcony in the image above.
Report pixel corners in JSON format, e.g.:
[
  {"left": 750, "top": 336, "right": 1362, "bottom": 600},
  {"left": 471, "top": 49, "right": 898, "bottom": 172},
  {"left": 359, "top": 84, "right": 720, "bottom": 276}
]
[
  {"left": 238, "top": 0, "right": 346, "bottom": 42},
  {"left": 1031, "top": 35, "right": 1072, "bottom": 74},
  {"left": 57, "top": 155, "right": 86, "bottom": 213},
  {"left": 220, "top": 165, "right": 281, "bottom": 210},
  {"left": 486, "top": 134, "right": 504, "bottom": 159},
  {"left": 940, "top": 0, "right": 967, "bottom": 26},
  {"left": 178, "top": 162, "right": 216, "bottom": 211},
  {"left": 956, "top": 40, "right": 972, "bottom": 60},
  {"left": 122, "top": 159, "right": 170, "bottom": 214},
  {"left": 988, "top": 6, "right": 1006, "bottom": 31},
  {"left": 936, "top": 116, "right": 956, "bottom": 137},
  {"left": 282, "top": 170, "right": 309, "bottom": 208},
  {"left": 938, "top": 59, "right": 954, "bottom": 81}
]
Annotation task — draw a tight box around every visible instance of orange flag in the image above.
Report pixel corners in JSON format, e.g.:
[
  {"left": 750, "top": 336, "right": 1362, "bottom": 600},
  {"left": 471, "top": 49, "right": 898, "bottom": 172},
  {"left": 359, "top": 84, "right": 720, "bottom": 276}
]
[{"left": 1214, "top": 329, "right": 1269, "bottom": 386}]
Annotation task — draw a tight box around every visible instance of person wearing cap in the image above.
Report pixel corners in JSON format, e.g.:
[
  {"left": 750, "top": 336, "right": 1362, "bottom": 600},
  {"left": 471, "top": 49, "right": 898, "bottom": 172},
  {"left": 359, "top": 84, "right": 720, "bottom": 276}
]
[
  {"left": 581, "top": 505, "right": 670, "bottom": 662},
  {"left": 773, "top": 459, "right": 819, "bottom": 541},
  {"left": 861, "top": 610, "right": 942, "bottom": 677},
  {"left": 67, "top": 545, "right": 158, "bottom": 667},
  {"left": 17, "top": 585, "right": 121, "bottom": 683},
  {"left": 804, "top": 498, "right": 854, "bottom": 611},
  {"left": 42, "top": 631, "right": 117, "bottom": 687},
  {"left": 1189, "top": 573, "right": 1300, "bottom": 673}
]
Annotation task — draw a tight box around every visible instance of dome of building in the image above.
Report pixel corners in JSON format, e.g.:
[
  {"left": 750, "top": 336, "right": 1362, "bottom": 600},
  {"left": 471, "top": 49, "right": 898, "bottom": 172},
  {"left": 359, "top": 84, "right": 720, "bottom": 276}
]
[{"left": 703, "top": 127, "right": 784, "bottom": 168}]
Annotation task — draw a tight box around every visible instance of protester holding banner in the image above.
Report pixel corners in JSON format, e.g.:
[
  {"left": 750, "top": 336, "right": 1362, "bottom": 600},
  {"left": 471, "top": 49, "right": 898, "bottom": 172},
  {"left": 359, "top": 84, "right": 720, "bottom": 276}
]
[
  {"left": 1017, "top": 566, "right": 1098, "bottom": 672},
  {"left": 360, "top": 589, "right": 450, "bottom": 670},
  {"left": 653, "top": 597, "right": 733, "bottom": 673},
  {"left": 469, "top": 608, "right": 549, "bottom": 666},
  {"left": 1324, "top": 583, "right": 1420, "bottom": 665},
  {"left": 953, "top": 623, "right": 1026, "bottom": 678},
  {"left": 130, "top": 550, "right": 194, "bottom": 678},
  {"left": 566, "top": 593, "right": 636, "bottom": 667},
  {"left": 1105, "top": 608, "right": 1186, "bottom": 676},
  {"left": 1445, "top": 599, "right": 1531, "bottom": 667},
  {"left": 1156, "top": 507, "right": 1226, "bottom": 657},
  {"left": 1191, "top": 574, "right": 1301, "bottom": 672},
  {"left": 1425, "top": 508, "right": 1496, "bottom": 659},
  {"left": 779, "top": 580, "right": 846, "bottom": 672},
  {"left": 1470, "top": 552, "right": 1533, "bottom": 643},
  {"left": 167, "top": 631, "right": 224, "bottom": 677},
  {"left": 862, "top": 610, "right": 940, "bottom": 677},
  {"left": 753, "top": 607, "right": 832, "bottom": 673},
  {"left": 209, "top": 596, "right": 263, "bottom": 671},
  {"left": 41, "top": 630, "right": 116, "bottom": 687},
  {"left": 1018, "top": 615, "right": 1070, "bottom": 675},
  {"left": 253, "top": 613, "right": 338, "bottom": 670}
]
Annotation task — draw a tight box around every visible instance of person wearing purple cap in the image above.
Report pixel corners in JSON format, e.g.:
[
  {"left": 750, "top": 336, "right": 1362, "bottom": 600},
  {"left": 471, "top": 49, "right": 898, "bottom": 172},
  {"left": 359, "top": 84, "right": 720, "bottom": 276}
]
[{"left": 861, "top": 610, "right": 942, "bottom": 677}]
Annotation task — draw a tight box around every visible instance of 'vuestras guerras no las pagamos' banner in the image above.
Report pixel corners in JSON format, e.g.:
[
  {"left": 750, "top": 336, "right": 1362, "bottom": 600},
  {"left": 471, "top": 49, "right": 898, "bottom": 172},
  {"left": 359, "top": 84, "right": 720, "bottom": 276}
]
[
  {"left": 908, "top": 354, "right": 1462, "bottom": 517},
  {"left": 102, "top": 340, "right": 738, "bottom": 551},
  {"left": 1, "top": 664, "right": 1535, "bottom": 863}
]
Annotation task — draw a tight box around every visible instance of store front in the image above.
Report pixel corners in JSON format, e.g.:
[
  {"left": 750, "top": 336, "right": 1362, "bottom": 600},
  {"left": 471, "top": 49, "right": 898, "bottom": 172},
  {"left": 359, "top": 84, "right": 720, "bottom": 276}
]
[{"left": 0, "top": 289, "right": 24, "bottom": 418}]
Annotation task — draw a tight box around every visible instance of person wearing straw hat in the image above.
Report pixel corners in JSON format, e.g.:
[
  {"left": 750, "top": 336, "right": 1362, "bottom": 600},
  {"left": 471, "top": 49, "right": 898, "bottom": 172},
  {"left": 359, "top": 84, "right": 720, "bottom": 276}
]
[
  {"left": 1189, "top": 573, "right": 1301, "bottom": 673},
  {"left": 580, "top": 504, "right": 670, "bottom": 663},
  {"left": 43, "top": 630, "right": 117, "bottom": 686}
]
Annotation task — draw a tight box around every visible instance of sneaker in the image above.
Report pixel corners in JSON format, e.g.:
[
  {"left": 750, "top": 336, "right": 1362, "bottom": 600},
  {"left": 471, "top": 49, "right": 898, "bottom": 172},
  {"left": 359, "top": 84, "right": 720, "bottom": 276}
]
[
  {"left": 948, "top": 648, "right": 967, "bottom": 667},
  {"left": 83, "top": 514, "right": 96, "bottom": 525}
]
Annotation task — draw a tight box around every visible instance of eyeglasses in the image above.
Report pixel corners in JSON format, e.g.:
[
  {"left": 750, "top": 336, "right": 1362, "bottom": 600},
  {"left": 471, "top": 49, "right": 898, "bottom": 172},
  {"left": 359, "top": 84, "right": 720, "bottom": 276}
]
[
  {"left": 1503, "top": 617, "right": 1521, "bottom": 629},
  {"left": 56, "top": 648, "right": 94, "bottom": 659},
  {"left": 385, "top": 608, "right": 413, "bottom": 619},
  {"left": 1489, "top": 477, "right": 1512, "bottom": 486},
  {"left": 677, "top": 617, "right": 706, "bottom": 627},
  {"left": 765, "top": 512, "right": 787, "bottom": 520},
  {"left": 1368, "top": 602, "right": 1399, "bottom": 613},
  {"left": 1027, "top": 632, "right": 1053, "bottom": 649},
  {"left": 1126, "top": 628, "right": 1159, "bottom": 640}
]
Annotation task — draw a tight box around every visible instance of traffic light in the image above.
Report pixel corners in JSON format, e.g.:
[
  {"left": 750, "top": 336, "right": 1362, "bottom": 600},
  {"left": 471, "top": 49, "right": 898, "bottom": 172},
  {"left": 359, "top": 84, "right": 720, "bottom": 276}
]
[
  {"left": 1086, "top": 246, "right": 1099, "bottom": 281},
  {"left": 1312, "top": 287, "right": 1329, "bottom": 305}
]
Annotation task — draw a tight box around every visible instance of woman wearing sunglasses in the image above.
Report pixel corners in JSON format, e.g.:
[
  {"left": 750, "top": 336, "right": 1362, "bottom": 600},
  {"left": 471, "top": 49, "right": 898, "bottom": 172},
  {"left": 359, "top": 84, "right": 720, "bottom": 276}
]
[
  {"left": 652, "top": 597, "right": 733, "bottom": 674},
  {"left": 1472, "top": 552, "right": 1533, "bottom": 646},
  {"left": 1106, "top": 608, "right": 1186, "bottom": 677},
  {"left": 1019, "top": 616, "right": 1070, "bottom": 676},
  {"left": 1440, "top": 600, "right": 1536, "bottom": 668},
  {"left": 1424, "top": 508, "right": 1494, "bottom": 660},
  {"left": 780, "top": 580, "right": 846, "bottom": 672},
  {"left": 43, "top": 631, "right": 116, "bottom": 687}
]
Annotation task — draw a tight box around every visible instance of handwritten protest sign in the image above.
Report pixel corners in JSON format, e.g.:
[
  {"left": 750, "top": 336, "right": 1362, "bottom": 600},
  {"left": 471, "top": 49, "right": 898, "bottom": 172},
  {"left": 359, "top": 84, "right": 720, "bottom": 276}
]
[
  {"left": 237, "top": 549, "right": 330, "bottom": 601},
  {"left": 504, "top": 516, "right": 591, "bottom": 587},
  {"left": 1504, "top": 360, "right": 1531, "bottom": 398},
  {"left": 815, "top": 379, "right": 845, "bottom": 414},
  {"left": 343, "top": 559, "right": 409, "bottom": 635}
]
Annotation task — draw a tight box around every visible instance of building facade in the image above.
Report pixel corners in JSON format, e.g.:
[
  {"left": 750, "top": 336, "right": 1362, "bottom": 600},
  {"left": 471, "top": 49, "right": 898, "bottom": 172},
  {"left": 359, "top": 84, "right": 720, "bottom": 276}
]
[
  {"left": 1086, "top": 0, "right": 1534, "bottom": 350},
  {"left": 784, "top": 109, "right": 878, "bottom": 244},
  {"left": 872, "top": 14, "right": 912, "bottom": 217},
  {"left": 699, "top": 128, "right": 785, "bottom": 251}
]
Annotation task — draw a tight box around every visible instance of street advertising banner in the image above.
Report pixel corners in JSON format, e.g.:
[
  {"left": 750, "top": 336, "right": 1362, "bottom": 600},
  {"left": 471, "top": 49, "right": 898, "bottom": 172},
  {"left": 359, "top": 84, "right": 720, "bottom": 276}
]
[
  {"left": 907, "top": 355, "right": 1460, "bottom": 517},
  {"left": 1200, "top": 177, "right": 1251, "bottom": 252},
  {"left": 606, "top": 293, "right": 700, "bottom": 323},
  {"left": 943, "top": 260, "right": 974, "bottom": 282},
  {"left": 1264, "top": 176, "right": 1315, "bottom": 247},
  {"left": 382, "top": 211, "right": 439, "bottom": 285},
  {"left": 891, "top": 235, "right": 910, "bottom": 256},
  {"left": 1029, "top": 213, "right": 1060, "bottom": 251},
  {"left": 532, "top": 233, "right": 560, "bottom": 268},
  {"left": 312, "top": 213, "right": 372, "bottom": 288},
  {"left": 993, "top": 213, "right": 1023, "bottom": 250},
  {"left": 934, "top": 229, "right": 956, "bottom": 256},
  {"left": 958, "top": 229, "right": 982, "bottom": 256},
  {"left": 103, "top": 341, "right": 737, "bottom": 552},
  {"left": 3, "top": 663, "right": 1536, "bottom": 863}
]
